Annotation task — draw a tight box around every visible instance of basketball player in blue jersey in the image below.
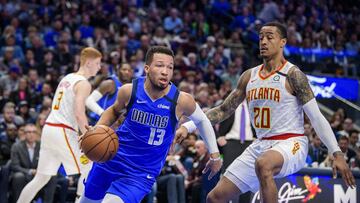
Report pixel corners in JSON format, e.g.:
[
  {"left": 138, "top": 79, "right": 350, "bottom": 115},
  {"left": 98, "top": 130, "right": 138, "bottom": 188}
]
[
  {"left": 86, "top": 63, "right": 133, "bottom": 125},
  {"left": 79, "top": 46, "right": 222, "bottom": 203}
]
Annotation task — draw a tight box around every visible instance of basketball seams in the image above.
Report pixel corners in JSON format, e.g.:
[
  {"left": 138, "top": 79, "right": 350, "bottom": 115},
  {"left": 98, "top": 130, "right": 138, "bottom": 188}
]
[
  {"left": 84, "top": 135, "right": 110, "bottom": 160},
  {"left": 81, "top": 125, "right": 118, "bottom": 163}
]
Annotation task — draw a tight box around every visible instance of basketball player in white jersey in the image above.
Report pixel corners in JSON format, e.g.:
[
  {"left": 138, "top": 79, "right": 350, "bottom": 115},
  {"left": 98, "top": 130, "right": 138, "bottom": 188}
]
[
  {"left": 176, "top": 22, "right": 355, "bottom": 203},
  {"left": 17, "top": 47, "right": 102, "bottom": 203}
]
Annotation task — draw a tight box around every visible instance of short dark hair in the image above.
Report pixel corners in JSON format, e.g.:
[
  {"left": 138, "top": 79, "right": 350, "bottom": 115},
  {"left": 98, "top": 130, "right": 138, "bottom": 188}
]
[
  {"left": 339, "top": 135, "right": 349, "bottom": 142},
  {"left": 145, "top": 46, "right": 174, "bottom": 65},
  {"left": 261, "top": 21, "right": 287, "bottom": 39},
  {"left": 349, "top": 130, "right": 359, "bottom": 136}
]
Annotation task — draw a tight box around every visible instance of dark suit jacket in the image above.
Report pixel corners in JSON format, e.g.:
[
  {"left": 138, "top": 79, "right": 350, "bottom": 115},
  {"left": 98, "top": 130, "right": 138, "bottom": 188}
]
[
  {"left": 189, "top": 153, "right": 210, "bottom": 186},
  {"left": 10, "top": 141, "right": 40, "bottom": 174}
]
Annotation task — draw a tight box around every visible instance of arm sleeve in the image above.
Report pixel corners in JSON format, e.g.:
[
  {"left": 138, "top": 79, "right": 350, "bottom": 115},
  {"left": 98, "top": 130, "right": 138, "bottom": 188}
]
[
  {"left": 303, "top": 98, "right": 341, "bottom": 155},
  {"left": 182, "top": 120, "right": 197, "bottom": 133},
  {"left": 85, "top": 90, "right": 104, "bottom": 116},
  {"left": 186, "top": 103, "right": 219, "bottom": 154}
]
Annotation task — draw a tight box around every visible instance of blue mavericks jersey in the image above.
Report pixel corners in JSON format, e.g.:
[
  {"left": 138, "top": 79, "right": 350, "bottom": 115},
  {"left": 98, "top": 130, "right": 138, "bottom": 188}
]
[
  {"left": 89, "top": 75, "right": 122, "bottom": 121},
  {"left": 100, "top": 77, "right": 179, "bottom": 178}
]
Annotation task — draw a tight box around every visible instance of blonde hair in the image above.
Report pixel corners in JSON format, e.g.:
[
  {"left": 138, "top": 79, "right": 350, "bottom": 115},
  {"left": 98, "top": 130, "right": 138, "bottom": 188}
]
[{"left": 80, "top": 47, "right": 102, "bottom": 67}]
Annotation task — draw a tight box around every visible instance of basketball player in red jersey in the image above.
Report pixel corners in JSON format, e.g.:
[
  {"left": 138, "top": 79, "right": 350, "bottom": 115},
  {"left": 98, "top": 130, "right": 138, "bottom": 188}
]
[
  {"left": 17, "top": 47, "right": 102, "bottom": 203},
  {"left": 176, "top": 22, "right": 355, "bottom": 203}
]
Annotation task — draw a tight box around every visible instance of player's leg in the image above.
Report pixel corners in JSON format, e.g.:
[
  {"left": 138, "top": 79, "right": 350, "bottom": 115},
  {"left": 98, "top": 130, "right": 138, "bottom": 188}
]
[
  {"left": 79, "top": 195, "right": 102, "bottom": 203},
  {"left": 207, "top": 142, "right": 260, "bottom": 203},
  {"left": 75, "top": 160, "right": 93, "bottom": 203},
  {"left": 261, "top": 137, "right": 308, "bottom": 202},
  {"left": 60, "top": 128, "right": 93, "bottom": 202},
  {"left": 16, "top": 126, "right": 61, "bottom": 203},
  {"left": 106, "top": 175, "right": 154, "bottom": 203},
  {"left": 207, "top": 176, "right": 242, "bottom": 203},
  {"left": 102, "top": 193, "right": 124, "bottom": 203},
  {"left": 79, "top": 164, "right": 116, "bottom": 202},
  {"left": 254, "top": 150, "right": 284, "bottom": 203}
]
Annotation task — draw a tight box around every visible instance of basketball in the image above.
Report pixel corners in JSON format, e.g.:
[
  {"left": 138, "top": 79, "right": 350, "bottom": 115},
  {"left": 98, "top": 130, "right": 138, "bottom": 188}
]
[{"left": 81, "top": 125, "right": 118, "bottom": 163}]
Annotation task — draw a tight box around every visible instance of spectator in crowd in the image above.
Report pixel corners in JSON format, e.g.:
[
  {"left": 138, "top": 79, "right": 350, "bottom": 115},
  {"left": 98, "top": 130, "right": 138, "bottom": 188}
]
[
  {"left": 9, "top": 77, "right": 32, "bottom": 106},
  {"left": 37, "top": 49, "right": 60, "bottom": 77},
  {"left": 10, "top": 124, "right": 56, "bottom": 203},
  {"left": 304, "top": 123, "right": 314, "bottom": 143},
  {"left": 349, "top": 130, "right": 359, "bottom": 151},
  {"left": 175, "top": 133, "right": 198, "bottom": 173},
  {"left": 156, "top": 155, "right": 186, "bottom": 203},
  {"left": 164, "top": 8, "right": 183, "bottom": 34},
  {"left": 337, "top": 118, "right": 354, "bottom": 137},
  {"left": 307, "top": 134, "right": 328, "bottom": 167},
  {"left": 186, "top": 140, "right": 217, "bottom": 203},
  {"left": 0, "top": 66, "right": 21, "bottom": 97},
  {"left": 0, "top": 102, "right": 24, "bottom": 135},
  {"left": 0, "top": 122, "right": 18, "bottom": 203},
  {"left": 338, "top": 136, "right": 357, "bottom": 165}
]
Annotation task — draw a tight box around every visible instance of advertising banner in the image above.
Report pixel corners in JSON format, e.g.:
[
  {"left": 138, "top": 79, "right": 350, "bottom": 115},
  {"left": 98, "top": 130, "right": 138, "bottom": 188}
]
[
  {"left": 307, "top": 75, "right": 359, "bottom": 100},
  {"left": 251, "top": 168, "right": 360, "bottom": 203}
]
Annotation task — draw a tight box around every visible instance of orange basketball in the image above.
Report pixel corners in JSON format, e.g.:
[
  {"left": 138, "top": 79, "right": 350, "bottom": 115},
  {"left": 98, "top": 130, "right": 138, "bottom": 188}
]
[{"left": 80, "top": 125, "right": 118, "bottom": 163}]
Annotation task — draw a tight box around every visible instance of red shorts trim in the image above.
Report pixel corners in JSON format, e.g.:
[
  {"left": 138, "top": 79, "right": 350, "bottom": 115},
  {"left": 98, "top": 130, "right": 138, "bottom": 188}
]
[
  {"left": 261, "top": 133, "right": 304, "bottom": 140},
  {"left": 45, "top": 122, "right": 76, "bottom": 132}
]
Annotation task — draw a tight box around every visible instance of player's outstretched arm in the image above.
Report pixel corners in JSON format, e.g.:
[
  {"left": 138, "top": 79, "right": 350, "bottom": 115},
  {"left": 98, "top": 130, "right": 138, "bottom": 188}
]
[
  {"left": 85, "top": 79, "right": 115, "bottom": 116},
  {"left": 96, "top": 84, "right": 132, "bottom": 127},
  {"left": 177, "top": 92, "right": 222, "bottom": 180},
  {"left": 287, "top": 67, "right": 356, "bottom": 188},
  {"left": 205, "top": 70, "right": 250, "bottom": 125},
  {"left": 74, "top": 80, "right": 92, "bottom": 134}
]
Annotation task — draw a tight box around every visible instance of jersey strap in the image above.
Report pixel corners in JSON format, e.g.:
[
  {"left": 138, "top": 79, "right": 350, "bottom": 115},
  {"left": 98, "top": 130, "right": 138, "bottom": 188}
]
[
  {"left": 126, "top": 78, "right": 139, "bottom": 113},
  {"left": 167, "top": 88, "right": 180, "bottom": 130}
]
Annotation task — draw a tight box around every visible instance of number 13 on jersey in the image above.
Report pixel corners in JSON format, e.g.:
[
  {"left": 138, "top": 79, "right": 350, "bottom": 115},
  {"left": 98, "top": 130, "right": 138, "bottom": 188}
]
[
  {"left": 253, "top": 107, "right": 271, "bottom": 128},
  {"left": 148, "top": 128, "right": 165, "bottom": 145}
]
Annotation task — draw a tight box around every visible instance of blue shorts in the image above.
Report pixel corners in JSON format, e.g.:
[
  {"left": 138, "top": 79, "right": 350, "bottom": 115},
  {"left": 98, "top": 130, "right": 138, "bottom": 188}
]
[{"left": 84, "top": 164, "right": 155, "bottom": 203}]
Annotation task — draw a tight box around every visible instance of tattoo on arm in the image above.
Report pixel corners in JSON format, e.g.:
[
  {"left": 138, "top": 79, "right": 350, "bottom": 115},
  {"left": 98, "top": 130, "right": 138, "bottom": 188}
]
[
  {"left": 206, "top": 88, "right": 244, "bottom": 125},
  {"left": 287, "top": 67, "right": 314, "bottom": 105}
]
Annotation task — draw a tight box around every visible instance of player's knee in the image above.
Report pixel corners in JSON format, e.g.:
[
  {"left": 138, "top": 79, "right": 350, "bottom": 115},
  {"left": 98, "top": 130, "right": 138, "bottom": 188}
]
[
  {"left": 255, "top": 157, "right": 272, "bottom": 179},
  {"left": 207, "top": 189, "right": 223, "bottom": 203}
]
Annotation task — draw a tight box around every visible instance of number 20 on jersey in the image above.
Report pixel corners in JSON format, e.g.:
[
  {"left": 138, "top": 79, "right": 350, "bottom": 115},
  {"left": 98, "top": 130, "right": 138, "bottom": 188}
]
[{"left": 253, "top": 107, "right": 270, "bottom": 128}]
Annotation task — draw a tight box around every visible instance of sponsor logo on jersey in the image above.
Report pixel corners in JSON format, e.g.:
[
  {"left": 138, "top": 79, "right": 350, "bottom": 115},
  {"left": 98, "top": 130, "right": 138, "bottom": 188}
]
[
  {"left": 273, "top": 75, "right": 280, "bottom": 81},
  {"left": 157, "top": 104, "right": 170, "bottom": 110},
  {"left": 292, "top": 141, "right": 300, "bottom": 155},
  {"left": 136, "top": 99, "right": 147, "bottom": 104}
]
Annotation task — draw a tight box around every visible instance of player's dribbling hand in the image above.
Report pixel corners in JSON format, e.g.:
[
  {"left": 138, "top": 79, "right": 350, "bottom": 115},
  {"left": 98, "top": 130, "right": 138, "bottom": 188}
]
[
  {"left": 332, "top": 151, "right": 356, "bottom": 188},
  {"left": 203, "top": 153, "right": 222, "bottom": 180},
  {"left": 78, "top": 125, "right": 92, "bottom": 150}
]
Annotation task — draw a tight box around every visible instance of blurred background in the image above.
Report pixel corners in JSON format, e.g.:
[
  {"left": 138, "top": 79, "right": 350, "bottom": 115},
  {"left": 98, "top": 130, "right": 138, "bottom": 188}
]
[{"left": 0, "top": 0, "right": 359, "bottom": 203}]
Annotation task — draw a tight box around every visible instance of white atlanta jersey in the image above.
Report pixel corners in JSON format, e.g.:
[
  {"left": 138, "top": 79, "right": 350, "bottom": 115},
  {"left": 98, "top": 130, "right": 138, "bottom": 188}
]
[
  {"left": 46, "top": 73, "right": 87, "bottom": 131},
  {"left": 246, "top": 61, "right": 304, "bottom": 139}
]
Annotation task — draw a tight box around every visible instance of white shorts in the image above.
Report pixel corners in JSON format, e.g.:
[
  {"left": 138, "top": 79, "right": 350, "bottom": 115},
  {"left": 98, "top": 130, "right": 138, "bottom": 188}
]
[
  {"left": 37, "top": 124, "right": 92, "bottom": 175},
  {"left": 224, "top": 136, "right": 308, "bottom": 193}
]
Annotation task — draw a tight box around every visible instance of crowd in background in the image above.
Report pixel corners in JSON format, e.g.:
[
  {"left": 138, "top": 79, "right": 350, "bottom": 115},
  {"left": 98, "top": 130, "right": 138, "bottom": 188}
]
[{"left": 0, "top": 0, "right": 360, "bottom": 202}]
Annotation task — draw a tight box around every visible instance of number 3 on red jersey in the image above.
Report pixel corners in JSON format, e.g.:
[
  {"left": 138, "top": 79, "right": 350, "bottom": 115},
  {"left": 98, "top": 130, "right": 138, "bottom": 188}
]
[{"left": 253, "top": 107, "right": 270, "bottom": 128}]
